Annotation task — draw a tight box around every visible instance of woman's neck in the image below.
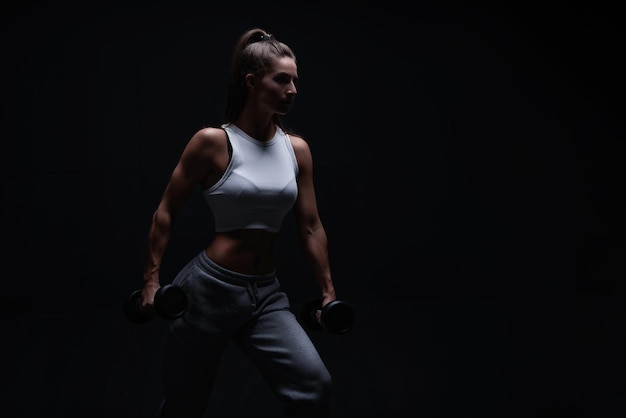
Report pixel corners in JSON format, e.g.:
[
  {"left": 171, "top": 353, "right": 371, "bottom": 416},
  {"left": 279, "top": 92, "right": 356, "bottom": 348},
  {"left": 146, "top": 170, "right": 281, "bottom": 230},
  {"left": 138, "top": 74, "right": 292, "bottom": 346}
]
[{"left": 234, "top": 108, "right": 276, "bottom": 141}]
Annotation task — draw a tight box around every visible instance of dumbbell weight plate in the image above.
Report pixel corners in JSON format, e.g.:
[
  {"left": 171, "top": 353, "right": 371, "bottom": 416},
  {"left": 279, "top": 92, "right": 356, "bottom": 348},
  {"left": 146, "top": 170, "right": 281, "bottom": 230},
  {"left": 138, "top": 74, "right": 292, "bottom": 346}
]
[
  {"left": 154, "top": 284, "right": 188, "bottom": 319},
  {"left": 123, "top": 290, "right": 153, "bottom": 324},
  {"left": 300, "top": 299, "right": 355, "bottom": 334},
  {"left": 321, "top": 300, "right": 354, "bottom": 335}
]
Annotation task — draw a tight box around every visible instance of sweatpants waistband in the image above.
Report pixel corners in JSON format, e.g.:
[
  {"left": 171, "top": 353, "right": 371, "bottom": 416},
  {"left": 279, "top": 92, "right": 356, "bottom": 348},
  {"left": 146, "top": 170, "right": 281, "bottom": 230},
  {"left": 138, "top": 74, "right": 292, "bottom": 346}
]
[{"left": 196, "top": 250, "right": 277, "bottom": 287}]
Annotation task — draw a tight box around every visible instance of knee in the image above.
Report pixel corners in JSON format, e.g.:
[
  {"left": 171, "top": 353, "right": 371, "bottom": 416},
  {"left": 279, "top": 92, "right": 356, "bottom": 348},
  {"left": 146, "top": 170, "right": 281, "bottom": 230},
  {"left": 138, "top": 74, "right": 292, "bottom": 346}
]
[
  {"left": 308, "top": 366, "right": 332, "bottom": 404},
  {"left": 317, "top": 368, "right": 332, "bottom": 400},
  {"left": 283, "top": 370, "right": 332, "bottom": 418}
]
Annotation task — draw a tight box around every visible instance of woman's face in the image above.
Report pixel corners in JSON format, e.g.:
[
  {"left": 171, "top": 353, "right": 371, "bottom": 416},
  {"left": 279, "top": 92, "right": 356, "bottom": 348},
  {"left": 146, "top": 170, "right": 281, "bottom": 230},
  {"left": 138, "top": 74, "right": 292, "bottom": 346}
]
[{"left": 254, "top": 56, "right": 298, "bottom": 115}]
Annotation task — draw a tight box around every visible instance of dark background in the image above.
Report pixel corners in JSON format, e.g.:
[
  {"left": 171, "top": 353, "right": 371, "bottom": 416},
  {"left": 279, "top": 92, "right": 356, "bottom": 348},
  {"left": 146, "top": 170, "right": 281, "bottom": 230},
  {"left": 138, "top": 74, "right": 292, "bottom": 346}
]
[{"left": 1, "top": 1, "right": 624, "bottom": 417}]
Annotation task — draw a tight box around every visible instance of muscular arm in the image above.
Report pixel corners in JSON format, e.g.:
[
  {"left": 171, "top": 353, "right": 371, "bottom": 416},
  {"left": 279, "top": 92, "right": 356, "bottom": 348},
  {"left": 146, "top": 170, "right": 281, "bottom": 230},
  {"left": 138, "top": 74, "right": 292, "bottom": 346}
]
[
  {"left": 141, "top": 127, "right": 225, "bottom": 307},
  {"left": 290, "top": 135, "right": 336, "bottom": 306}
]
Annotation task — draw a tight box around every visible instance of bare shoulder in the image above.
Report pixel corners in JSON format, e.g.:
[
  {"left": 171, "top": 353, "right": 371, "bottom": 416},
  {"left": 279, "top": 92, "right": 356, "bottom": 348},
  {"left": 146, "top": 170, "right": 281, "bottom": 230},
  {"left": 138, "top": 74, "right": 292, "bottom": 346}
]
[
  {"left": 287, "top": 133, "right": 311, "bottom": 155},
  {"left": 178, "top": 126, "right": 229, "bottom": 173},
  {"left": 190, "top": 126, "right": 228, "bottom": 148},
  {"left": 175, "top": 126, "right": 229, "bottom": 184},
  {"left": 287, "top": 133, "right": 313, "bottom": 171}
]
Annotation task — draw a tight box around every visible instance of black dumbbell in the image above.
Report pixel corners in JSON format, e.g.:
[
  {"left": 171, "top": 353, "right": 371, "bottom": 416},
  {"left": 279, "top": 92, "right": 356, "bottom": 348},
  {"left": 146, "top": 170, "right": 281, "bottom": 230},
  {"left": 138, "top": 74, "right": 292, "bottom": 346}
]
[
  {"left": 124, "top": 284, "right": 188, "bottom": 324},
  {"left": 300, "top": 299, "right": 355, "bottom": 335}
]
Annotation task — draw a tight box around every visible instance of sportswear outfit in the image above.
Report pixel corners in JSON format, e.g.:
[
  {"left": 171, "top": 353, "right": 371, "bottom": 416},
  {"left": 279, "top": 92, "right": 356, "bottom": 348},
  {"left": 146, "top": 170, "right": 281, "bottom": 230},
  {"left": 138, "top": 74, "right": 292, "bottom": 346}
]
[{"left": 157, "top": 124, "right": 331, "bottom": 418}]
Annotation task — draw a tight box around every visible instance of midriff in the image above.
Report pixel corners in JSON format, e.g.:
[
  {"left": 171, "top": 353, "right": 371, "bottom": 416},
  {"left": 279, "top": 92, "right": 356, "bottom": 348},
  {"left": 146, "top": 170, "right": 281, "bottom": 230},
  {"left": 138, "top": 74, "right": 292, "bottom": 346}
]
[{"left": 205, "top": 229, "right": 278, "bottom": 275}]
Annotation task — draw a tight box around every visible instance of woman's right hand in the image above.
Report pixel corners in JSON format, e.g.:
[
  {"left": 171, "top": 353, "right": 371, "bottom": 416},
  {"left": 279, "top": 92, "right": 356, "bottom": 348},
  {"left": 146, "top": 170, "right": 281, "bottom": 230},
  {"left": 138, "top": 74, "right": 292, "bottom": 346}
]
[{"left": 140, "top": 281, "right": 160, "bottom": 314}]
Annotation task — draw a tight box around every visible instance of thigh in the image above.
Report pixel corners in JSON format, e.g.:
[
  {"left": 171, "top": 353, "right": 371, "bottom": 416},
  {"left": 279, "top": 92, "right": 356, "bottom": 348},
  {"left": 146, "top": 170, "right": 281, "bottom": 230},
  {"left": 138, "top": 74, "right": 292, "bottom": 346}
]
[{"left": 233, "top": 307, "right": 331, "bottom": 396}]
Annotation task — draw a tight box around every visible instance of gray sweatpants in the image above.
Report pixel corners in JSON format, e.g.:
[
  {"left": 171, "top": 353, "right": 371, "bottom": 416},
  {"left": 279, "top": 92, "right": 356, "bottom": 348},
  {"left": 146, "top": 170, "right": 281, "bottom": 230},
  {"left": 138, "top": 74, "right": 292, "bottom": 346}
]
[{"left": 158, "top": 250, "right": 331, "bottom": 418}]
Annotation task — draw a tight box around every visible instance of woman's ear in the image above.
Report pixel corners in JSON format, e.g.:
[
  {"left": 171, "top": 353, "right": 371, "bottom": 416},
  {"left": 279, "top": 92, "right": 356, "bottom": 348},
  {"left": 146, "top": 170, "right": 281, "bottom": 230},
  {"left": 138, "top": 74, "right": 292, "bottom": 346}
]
[{"left": 245, "top": 73, "right": 256, "bottom": 91}]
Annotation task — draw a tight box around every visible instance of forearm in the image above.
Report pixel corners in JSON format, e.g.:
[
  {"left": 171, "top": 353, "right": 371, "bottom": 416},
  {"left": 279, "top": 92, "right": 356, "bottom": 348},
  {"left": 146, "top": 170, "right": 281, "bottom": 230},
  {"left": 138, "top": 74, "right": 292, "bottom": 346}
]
[
  {"left": 143, "top": 206, "right": 174, "bottom": 287},
  {"left": 300, "top": 224, "right": 335, "bottom": 301}
]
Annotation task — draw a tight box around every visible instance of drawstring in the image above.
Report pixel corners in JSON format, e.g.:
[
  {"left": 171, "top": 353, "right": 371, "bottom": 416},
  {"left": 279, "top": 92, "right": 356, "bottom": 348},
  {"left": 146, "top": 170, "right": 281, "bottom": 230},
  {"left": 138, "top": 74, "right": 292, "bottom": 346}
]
[{"left": 246, "top": 281, "right": 259, "bottom": 311}]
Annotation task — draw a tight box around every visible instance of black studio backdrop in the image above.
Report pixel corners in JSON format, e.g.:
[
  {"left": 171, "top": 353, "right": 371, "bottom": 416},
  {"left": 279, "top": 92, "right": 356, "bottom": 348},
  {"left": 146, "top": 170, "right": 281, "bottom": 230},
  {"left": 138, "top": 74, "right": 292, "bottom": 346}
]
[{"left": 1, "top": 2, "right": 625, "bottom": 417}]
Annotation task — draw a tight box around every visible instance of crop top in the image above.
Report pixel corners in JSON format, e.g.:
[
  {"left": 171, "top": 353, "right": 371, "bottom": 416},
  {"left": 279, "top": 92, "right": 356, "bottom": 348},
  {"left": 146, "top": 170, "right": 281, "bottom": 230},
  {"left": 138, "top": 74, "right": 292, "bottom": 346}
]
[{"left": 202, "top": 123, "right": 299, "bottom": 233}]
